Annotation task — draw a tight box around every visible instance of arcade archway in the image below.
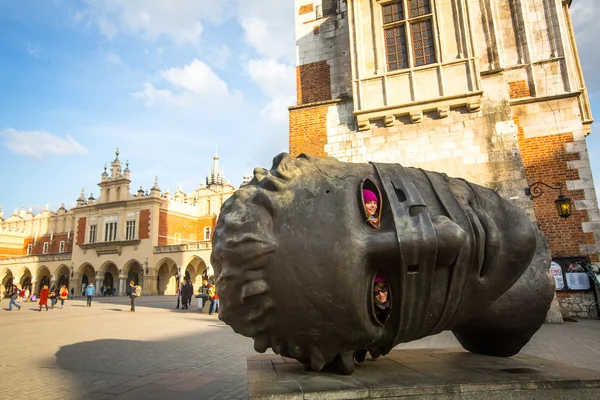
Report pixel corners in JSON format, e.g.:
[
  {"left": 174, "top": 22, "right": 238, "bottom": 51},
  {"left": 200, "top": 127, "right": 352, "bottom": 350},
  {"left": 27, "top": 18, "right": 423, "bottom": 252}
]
[
  {"left": 17, "top": 267, "right": 33, "bottom": 292},
  {"left": 156, "top": 258, "right": 177, "bottom": 295},
  {"left": 36, "top": 266, "right": 52, "bottom": 294},
  {"left": 124, "top": 259, "right": 143, "bottom": 287},
  {"left": 183, "top": 256, "right": 208, "bottom": 290},
  {"left": 55, "top": 264, "right": 70, "bottom": 291},
  {"left": 76, "top": 263, "right": 96, "bottom": 295},
  {"left": 1, "top": 268, "right": 14, "bottom": 298},
  {"left": 99, "top": 262, "right": 119, "bottom": 296}
]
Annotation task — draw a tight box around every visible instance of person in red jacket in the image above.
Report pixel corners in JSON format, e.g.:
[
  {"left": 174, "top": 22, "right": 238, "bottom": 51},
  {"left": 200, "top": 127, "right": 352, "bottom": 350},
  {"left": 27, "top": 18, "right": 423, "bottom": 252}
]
[{"left": 38, "top": 285, "right": 49, "bottom": 311}]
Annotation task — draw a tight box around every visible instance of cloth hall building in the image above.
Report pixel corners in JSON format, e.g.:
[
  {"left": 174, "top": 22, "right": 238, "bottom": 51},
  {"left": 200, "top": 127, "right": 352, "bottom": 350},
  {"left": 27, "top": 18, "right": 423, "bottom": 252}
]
[{"left": 0, "top": 150, "right": 236, "bottom": 298}]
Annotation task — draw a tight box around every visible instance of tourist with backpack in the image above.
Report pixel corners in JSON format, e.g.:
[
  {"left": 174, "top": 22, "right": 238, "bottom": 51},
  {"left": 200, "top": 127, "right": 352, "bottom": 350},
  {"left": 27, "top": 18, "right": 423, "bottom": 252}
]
[{"left": 129, "top": 280, "right": 141, "bottom": 312}]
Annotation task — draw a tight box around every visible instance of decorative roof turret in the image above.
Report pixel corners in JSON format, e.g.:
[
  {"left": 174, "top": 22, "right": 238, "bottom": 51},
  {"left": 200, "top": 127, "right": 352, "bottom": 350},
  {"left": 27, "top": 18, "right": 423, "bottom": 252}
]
[
  {"left": 88, "top": 193, "right": 96, "bottom": 203},
  {"left": 110, "top": 148, "right": 123, "bottom": 179},
  {"left": 206, "top": 141, "right": 227, "bottom": 191},
  {"left": 150, "top": 176, "right": 161, "bottom": 197},
  {"left": 137, "top": 186, "right": 145, "bottom": 196},
  {"left": 123, "top": 159, "right": 131, "bottom": 180},
  {"left": 0, "top": 205, "right": 3, "bottom": 220},
  {"left": 101, "top": 164, "right": 108, "bottom": 181},
  {"left": 77, "top": 188, "right": 87, "bottom": 206}
]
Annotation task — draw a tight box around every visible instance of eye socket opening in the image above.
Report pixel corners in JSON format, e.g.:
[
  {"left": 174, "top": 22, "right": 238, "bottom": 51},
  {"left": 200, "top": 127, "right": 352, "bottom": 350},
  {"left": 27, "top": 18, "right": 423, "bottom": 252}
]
[
  {"left": 371, "top": 270, "right": 391, "bottom": 326},
  {"left": 360, "top": 179, "right": 382, "bottom": 229}
]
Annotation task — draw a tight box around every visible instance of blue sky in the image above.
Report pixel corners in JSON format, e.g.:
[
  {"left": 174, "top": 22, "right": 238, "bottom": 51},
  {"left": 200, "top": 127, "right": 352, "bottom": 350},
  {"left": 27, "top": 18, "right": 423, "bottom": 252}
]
[{"left": 0, "top": 0, "right": 599, "bottom": 215}]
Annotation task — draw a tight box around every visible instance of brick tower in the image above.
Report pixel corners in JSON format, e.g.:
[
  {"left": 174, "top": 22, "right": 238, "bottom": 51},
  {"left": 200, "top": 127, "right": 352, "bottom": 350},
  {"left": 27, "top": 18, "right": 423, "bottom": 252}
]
[{"left": 290, "top": 0, "right": 600, "bottom": 317}]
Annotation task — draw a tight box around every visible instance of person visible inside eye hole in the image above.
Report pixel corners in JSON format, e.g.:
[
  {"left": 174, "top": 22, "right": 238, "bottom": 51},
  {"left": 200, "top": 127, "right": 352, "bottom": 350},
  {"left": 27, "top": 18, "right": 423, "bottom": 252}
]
[
  {"left": 373, "top": 273, "right": 390, "bottom": 324},
  {"left": 363, "top": 189, "right": 379, "bottom": 227}
]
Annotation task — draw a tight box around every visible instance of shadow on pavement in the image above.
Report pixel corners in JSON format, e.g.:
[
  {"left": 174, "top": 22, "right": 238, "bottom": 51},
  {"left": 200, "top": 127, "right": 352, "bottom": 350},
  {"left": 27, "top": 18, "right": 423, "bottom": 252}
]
[{"left": 54, "top": 325, "right": 253, "bottom": 399}]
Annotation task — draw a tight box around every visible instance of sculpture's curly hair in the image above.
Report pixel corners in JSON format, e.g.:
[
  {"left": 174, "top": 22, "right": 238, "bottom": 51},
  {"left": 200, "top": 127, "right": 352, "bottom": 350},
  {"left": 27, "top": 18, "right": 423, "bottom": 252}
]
[{"left": 211, "top": 153, "right": 315, "bottom": 358}]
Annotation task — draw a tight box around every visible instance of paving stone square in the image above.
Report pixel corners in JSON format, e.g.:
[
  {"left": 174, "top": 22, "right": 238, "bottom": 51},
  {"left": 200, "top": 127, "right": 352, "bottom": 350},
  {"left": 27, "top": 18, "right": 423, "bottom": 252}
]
[{"left": 2, "top": 295, "right": 600, "bottom": 400}]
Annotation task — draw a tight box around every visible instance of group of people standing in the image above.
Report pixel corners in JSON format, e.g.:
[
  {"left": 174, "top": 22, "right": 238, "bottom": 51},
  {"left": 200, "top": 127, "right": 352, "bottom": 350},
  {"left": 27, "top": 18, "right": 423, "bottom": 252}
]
[
  {"left": 6, "top": 284, "right": 69, "bottom": 311},
  {"left": 177, "top": 279, "right": 219, "bottom": 314}
]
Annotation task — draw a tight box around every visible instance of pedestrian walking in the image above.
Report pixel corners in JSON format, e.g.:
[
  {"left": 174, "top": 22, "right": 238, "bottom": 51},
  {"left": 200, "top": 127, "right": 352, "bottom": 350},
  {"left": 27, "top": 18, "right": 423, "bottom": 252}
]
[
  {"left": 7, "top": 285, "right": 21, "bottom": 311},
  {"left": 59, "top": 285, "right": 68, "bottom": 308},
  {"left": 129, "top": 280, "right": 141, "bottom": 312},
  {"left": 38, "top": 285, "right": 49, "bottom": 311},
  {"left": 208, "top": 283, "right": 219, "bottom": 315},
  {"left": 49, "top": 285, "right": 57, "bottom": 309},
  {"left": 84, "top": 282, "right": 96, "bottom": 306},
  {"left": 70, "top": 287, "right": 74, "bottom": 299},
  {"left": 176, "top": 279, "right": 184, "bottom": 309},
  {"left": 187, "top": 281, "right": 194, "bottom": 309}
]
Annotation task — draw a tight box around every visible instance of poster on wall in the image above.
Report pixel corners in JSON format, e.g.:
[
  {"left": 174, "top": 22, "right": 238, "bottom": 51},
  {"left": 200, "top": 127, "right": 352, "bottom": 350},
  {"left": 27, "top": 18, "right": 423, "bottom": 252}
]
[
  {"left": 551, "top": 257, "right": 592, "bottom": 291},
  {"left": 565, "top": 262, "right": 591, "bottom": 290},
  {"left": 550, "top": 261, "right": 565, "bottom": 290}
]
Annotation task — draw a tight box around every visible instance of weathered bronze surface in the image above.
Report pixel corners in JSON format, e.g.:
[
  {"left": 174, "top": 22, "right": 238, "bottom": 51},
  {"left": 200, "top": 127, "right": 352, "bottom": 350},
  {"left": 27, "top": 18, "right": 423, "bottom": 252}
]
[{"left": 211, "top": 153, "right": 554, "bottom": 374}]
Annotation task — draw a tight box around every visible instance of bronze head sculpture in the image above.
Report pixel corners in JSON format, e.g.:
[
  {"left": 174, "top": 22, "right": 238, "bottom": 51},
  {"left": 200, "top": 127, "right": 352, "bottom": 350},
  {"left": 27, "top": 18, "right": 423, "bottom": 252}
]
[{"left": 211, "top": 153, "right": 554, "bottom": 374}]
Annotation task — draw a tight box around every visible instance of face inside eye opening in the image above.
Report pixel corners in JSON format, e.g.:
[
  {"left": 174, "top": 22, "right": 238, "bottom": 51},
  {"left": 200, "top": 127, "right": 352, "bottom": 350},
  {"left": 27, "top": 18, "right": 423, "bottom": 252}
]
[{"left": 363, "top": 188, "right": 380, "bottom": 226}]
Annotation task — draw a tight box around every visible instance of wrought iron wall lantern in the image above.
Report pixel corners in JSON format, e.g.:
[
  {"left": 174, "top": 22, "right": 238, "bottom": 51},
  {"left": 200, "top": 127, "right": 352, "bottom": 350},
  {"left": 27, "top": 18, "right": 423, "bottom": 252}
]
[{"left": 524, "top": 182, "right": 572, "bottom": 219}]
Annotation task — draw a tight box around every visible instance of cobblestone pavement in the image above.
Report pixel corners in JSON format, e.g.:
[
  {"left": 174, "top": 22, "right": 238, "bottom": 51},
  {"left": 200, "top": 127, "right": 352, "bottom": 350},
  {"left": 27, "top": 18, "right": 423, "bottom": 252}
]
[{"left": 2, "top": 296, "right": 600, "bottom": 400}]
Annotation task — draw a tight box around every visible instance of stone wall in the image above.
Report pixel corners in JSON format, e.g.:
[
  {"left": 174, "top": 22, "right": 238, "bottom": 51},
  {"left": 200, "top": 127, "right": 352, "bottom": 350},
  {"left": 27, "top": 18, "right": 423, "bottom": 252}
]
[{"left": 557, "top": 291, "right": 597, "bottom": 318}]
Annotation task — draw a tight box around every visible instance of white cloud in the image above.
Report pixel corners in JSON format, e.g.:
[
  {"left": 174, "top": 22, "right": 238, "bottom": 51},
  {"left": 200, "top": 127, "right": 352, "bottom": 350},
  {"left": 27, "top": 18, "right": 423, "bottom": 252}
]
[
  {"left": 247, "top": 58, "right": 295, "bottom": 124},
  {"left": 132, "top": 59, "right": 242, "bottom": 107},
  {"left": 26, "top": 43, "right": 40, "bottom": 58},
  {"left": 78, "top": 0, "right": 233, "bottom": 45},
  {"left": 0, "top": 128, "right": 88, "bottom": 159},
  {"left": 237, "top": 0, "right": 295, "bottom": 63},
  {"left": 209, "top": 44, "right": 231, "bottom": 69},
  {"left": 99, "top": 47, "right": 123, "bottom": 65},
  {"left": 571, "top": 0, "right": 600, "bottom": 97}
]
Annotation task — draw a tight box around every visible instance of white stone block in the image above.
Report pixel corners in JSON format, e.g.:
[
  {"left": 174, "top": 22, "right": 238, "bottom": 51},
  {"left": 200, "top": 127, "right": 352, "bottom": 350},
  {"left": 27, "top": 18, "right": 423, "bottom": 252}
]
[
  {"left": 495, "top": 120, "right": 517, "bottom": 135},
  {"left": 438, "top": 150, "right": 452, "bottom": 159},
  {"left": 567, "top": 178, "right": 595, "bottom": 190},
  {"left": 584, "top": 188, "right": 598, "bottom": 201},
  {"left": 567, "top": 160, "right": 589, "bottom": 169},
  {"left": 452, "top": 149, "right": 464, "bottom": 157},
  {"left": 405, "top": 146, "right": 419, "bottom": 156},
  {"left": 475, "top": 153, "right": 489, "bottom": 164},
  {"left": 463, "top": 130, "right": 475, "bottom": 139},
  {"left": 450, "top": 122, "right": 465, "bottom": 132},
  {"left": 565, "top": 141, "right": 587, "bottom": 154},
  {"left": 442, "top": 142, "right": 457, "bottom": 150},
  {"left": 426, "top": 152, "right": 439, "bottom": 161},
  {"left": 462, "top": 138, "right": 474, "bottom": 147},
  {"left": 463, "top": 156, "right": 476, "bottom": 165},
  {"left": 467, "top": 145, "right": 481, "bottom": 155},
  {"left": 578, "top": 167, "right": 593, "bottom": 180},
  {"left": 582, "top": 222, "right": 600, "bottom": 233},
  {"left": 575, "top": 200, "right": 598, "bottom": 210}
]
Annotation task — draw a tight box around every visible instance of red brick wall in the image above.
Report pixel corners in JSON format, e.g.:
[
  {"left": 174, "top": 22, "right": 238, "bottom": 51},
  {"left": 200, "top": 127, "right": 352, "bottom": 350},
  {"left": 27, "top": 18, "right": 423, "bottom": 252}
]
[
  {"left": 509, "top": 80, "right": 531, "bottom": 99},
  {"left": 297, "top": 61, "right": 331, "bottom": 105},
  {"left": 516, "top": 117, "right": 594, "bottom": 259},
  {"left": 299, "top": 4, "right": 313, "bottom": 15},
  {"left": 289, "top": 105, "right": 329, "bottom": 158},
  {"left": 158, "top": 211, "right": 215, "bottom": 245},
  {"left": 139, "top": 209, "right": 150, "bottom": 240},
  {"left": 76, "top": 217, "right": 86, "bottom": 245}
]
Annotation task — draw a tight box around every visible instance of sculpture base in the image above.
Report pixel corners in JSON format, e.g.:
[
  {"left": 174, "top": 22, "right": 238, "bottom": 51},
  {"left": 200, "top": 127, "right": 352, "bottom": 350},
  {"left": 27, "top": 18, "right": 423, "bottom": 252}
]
[{"left": 248, "top": 349, "right": 600, "bottom": 399}]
